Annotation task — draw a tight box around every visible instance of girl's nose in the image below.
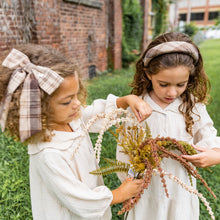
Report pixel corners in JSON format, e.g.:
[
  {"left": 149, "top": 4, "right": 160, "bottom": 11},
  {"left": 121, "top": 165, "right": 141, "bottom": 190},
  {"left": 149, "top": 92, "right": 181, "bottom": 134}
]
[
  {"left": 72, "top": 97, "right": 81, "bottom": 108},
  {"left": 167, "top": 86, "right": 177, "bottom": 97}
]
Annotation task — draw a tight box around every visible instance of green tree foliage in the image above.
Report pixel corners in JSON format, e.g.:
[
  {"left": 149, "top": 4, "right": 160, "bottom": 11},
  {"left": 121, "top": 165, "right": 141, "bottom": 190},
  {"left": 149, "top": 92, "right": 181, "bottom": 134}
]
[
  {"left": 152, "top": 0, "right": 169, "bottom": 38},
  {"left": 122, "top": 0, "right": 143, "bottom": 67}
]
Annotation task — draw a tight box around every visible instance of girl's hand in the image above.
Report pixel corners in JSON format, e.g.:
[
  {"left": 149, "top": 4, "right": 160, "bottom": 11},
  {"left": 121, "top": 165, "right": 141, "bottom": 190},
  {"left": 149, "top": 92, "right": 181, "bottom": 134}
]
[
  {"left": 116, "top": 95, "right": 152, "bottom": 122},
  {"left": 181, "top": 145, "right": 220, "bottom": 168},
  {"left": 110, "top": 178, "right": 143, "bottom": 205}
]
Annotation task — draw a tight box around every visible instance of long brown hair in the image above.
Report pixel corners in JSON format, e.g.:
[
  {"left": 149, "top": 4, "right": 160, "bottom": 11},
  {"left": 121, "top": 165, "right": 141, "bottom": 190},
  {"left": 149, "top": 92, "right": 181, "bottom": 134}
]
[{"left": 130, "top": 32, "right": 210, "bottom": 135}]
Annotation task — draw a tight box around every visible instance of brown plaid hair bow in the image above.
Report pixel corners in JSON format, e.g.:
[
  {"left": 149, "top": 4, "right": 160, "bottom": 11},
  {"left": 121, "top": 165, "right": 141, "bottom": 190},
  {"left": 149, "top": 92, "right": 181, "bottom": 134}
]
[
  {"left": 0, "top": 49, "right": 64, "bottom": 142},
  {"left": 143, "top": 41, "right": 199, "bottom": 67}
]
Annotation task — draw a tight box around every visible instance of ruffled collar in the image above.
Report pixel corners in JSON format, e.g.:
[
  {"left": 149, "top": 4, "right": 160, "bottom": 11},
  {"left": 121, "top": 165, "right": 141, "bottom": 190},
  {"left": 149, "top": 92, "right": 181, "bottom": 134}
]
[
  {"left": 143, "top": 93, "right": 182, "bottom": 114},
  {"left": 28, "top": 119, "right": 86, "bottom": 155}
]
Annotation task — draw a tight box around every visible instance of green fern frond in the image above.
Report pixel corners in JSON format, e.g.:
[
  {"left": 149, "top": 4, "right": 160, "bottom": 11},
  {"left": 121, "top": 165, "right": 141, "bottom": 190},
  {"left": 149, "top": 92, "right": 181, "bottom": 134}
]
[
  {"left": 90, "top": 159, "right": 130, "bottom": 176},
  {"left": 103, "top": 157, "right": 118, "bottom": 165}
]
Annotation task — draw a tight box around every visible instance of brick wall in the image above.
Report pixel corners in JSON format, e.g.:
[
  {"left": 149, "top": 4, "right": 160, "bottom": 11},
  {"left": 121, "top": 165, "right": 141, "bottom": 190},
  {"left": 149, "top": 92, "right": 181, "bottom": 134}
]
[
  {"left": 0, "top": 0, "right": 122, "bottom": 79},
  {"left": 0, "top": 1, "right": 26, "bottom": 50}
]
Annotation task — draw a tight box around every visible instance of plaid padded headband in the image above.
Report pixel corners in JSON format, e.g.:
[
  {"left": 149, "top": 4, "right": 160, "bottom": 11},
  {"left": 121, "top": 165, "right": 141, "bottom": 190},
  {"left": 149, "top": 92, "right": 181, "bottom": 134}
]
[
  {"left": 0, "top": 49, "right": 64, "bottom": 142},
  {"left": 143, "top": 41, "right": 199, "bottom": 67}
]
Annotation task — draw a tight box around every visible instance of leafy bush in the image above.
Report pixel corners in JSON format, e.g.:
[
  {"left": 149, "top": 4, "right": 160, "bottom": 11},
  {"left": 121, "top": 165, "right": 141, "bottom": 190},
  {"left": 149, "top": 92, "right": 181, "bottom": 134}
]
[
  {"left": 181, "top": 22, "right": 198, "bottom": 37},
  {"left": 214, "top": 11, "right": 220, "bottom": 27},
  {"left": 122, "top": 0, "right": 143, "bottom": 67},
  {"left": 193, "top": 30, "right": 205, "bottom": 45}
]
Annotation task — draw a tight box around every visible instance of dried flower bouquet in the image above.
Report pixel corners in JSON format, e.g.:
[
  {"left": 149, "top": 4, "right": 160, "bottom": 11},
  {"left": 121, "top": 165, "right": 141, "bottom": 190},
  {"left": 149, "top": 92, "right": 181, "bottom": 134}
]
[{"left": 86, "top": 109, "right": 216, "bottom": 220}]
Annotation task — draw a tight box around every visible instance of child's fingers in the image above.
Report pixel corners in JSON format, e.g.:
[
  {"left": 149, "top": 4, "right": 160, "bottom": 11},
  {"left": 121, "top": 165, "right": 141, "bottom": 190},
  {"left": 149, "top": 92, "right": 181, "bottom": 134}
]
[
  {"left": 124, "top": 177, "right": 144, "bottom": 188},
  {"left": 132, "top": 179, "right": 144, "bottom": 185},
  {"left": 139, "top": 104, "right": 152, "bottom": 120},
  {"left": 129, "top": 97, "right": 152, "bottom": 122},
  {"left": 191, "top": 144, "right": 207, "bottom": 152},
  {"left": 125, "top": 177, "right": 143, "bottom": 184},
  {"left": 181, "top": 154, "right": 204, "bottom": 168},
  {"left": 135, "top": 108, "right": 152, "bottom": 122},
  {"left": 126, "top": 177, "right": 134, "bottom": 182},
  {"left": 133, "top": 110, "right": 141, "bottom": 122},
  {"left": 181, "top": 145, "right": 207, "bottom": 162},
  {"left": 182, "top": 154, "right": 200, "bottom": 160}
]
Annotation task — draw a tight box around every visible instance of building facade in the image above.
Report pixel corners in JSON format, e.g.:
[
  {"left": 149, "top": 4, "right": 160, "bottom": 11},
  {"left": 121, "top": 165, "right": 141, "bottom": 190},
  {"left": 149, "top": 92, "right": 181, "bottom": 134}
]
[
  {"left": 0, "top": 0, "right": 153, "bottom": 78},
  {"left": 0, "top": 0, "right": 122, "bottom": 79},
  {"left": 178, "top": 0, "right": 220, "bottom": 28}
]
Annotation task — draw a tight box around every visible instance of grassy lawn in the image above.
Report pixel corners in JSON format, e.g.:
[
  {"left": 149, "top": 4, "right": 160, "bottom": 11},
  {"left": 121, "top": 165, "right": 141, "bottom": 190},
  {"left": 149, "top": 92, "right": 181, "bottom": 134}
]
[
  {"left": 0, "top": 38, "right": 220, "bottom": 219},
  {"left": 196, "top": 39, "right": 220, "bottom": 220}
]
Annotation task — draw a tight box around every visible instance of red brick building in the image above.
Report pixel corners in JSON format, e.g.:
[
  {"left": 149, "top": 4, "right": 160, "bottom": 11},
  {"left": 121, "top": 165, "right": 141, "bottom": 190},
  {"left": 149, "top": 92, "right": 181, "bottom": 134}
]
[
  {"left": 170, "top": 0, "right": 220, "bottom": 29},
  {"left": 0, "top": 0, "right": 122, "bottom": 79}
]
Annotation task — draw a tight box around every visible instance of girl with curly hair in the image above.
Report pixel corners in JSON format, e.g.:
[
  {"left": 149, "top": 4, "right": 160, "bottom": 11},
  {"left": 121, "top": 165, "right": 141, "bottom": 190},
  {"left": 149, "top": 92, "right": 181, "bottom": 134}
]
[
  {"left": 116, "top": 32, "right": 220, "bottom": 220},
  {"left": 0, "top": 44, "right": 152, "bottom": 220}
]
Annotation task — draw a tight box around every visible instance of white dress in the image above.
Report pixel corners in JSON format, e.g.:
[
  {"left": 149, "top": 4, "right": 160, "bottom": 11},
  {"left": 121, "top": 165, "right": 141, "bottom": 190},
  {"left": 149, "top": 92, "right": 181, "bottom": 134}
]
[
  {"left": 28, "top": 94, "right": 117, "bottom": 220},
  {"left": 116, "top": 94, "right": 220, "bottom": 220}
]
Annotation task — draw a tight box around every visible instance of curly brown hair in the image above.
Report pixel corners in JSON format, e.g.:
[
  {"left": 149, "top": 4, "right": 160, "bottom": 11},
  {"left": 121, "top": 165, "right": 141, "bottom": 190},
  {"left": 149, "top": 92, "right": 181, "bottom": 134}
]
[
  {"left": 130, "top": 32, "right": 210, "bottom": 136},
  {"left": 0, "top": 44, "right": 87, "bottom": 143}
]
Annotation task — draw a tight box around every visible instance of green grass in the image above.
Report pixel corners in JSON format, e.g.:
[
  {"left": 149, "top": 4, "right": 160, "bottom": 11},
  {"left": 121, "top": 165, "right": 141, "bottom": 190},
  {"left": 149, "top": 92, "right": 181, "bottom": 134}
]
[
  {"left": 197, "top": 39, "right": 220, "bottom": 220},
  {"left": 0, "top": 39, "right": 220, "bottom": 219},
  {"left": 200, "top": 39, "right": 220, "bottom": 134},
  {"left": 0, "top": 134, "right": 32, "bottom": 220}
]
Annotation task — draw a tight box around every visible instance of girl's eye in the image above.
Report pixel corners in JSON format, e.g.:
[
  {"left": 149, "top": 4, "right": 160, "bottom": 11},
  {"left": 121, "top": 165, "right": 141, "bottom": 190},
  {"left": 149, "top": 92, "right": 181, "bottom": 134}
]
[
  {"left": 159, "top": 84, "right": 168, "bottom": 87},
  {"left": 62, "top": 100, "right": 71, "bottom": 105},
  {"left": 177, "top": 83, "right": 186, "bottom": 87}
]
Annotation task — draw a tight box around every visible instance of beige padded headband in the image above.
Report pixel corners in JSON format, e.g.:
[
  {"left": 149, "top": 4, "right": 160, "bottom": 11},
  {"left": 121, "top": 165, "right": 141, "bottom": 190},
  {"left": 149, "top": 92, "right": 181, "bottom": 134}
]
[{"left": 143, "top": 41, "right": 199, "bottom": 66}]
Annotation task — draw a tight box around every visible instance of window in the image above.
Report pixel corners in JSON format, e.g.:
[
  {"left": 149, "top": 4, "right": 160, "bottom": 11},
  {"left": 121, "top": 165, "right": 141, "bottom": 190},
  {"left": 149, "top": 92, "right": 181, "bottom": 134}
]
[
  {"left": 179, "top": 13, "right": 187, "bottom": 21},
  {"left": 209, "top": 11, "right": 219, "bottom": 20},
  {"left": 191, "top": 12, "right": 204, "bottom": 21},
  {"left": 63, "top": 0, "right": 102, "bottom": 9}
]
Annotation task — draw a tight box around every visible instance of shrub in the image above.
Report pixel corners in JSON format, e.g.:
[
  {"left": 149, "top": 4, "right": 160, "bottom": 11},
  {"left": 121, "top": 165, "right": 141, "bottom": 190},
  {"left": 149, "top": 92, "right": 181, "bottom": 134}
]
[
  {"left": 181, "top": 22, "right": 198, "bottom": 38},
  {"left": 122, "top": 0, "right": 143, "bottom": 67}
]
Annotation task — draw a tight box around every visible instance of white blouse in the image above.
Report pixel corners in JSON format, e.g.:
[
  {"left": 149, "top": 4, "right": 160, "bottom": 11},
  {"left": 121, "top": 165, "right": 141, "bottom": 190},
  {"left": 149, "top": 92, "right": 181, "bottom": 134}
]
[
  {"left": 117, "top": 94, "right": 220, "bottom": 220},
  {"left": 28, "top": 94, "right": 117, "bottom": 220}
]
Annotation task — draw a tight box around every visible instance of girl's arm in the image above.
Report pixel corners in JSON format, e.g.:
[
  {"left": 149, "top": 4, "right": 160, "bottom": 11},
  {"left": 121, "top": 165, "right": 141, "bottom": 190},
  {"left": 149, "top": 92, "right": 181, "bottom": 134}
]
[
  {"left": 82, "top": 94, "right": 152, "bottom": 132},
  {"left": 116, "top": 94, "right": 152, "bottom": 122},
  {"left": 182, "top": 145, "right": 220, "bottom": 168}
]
